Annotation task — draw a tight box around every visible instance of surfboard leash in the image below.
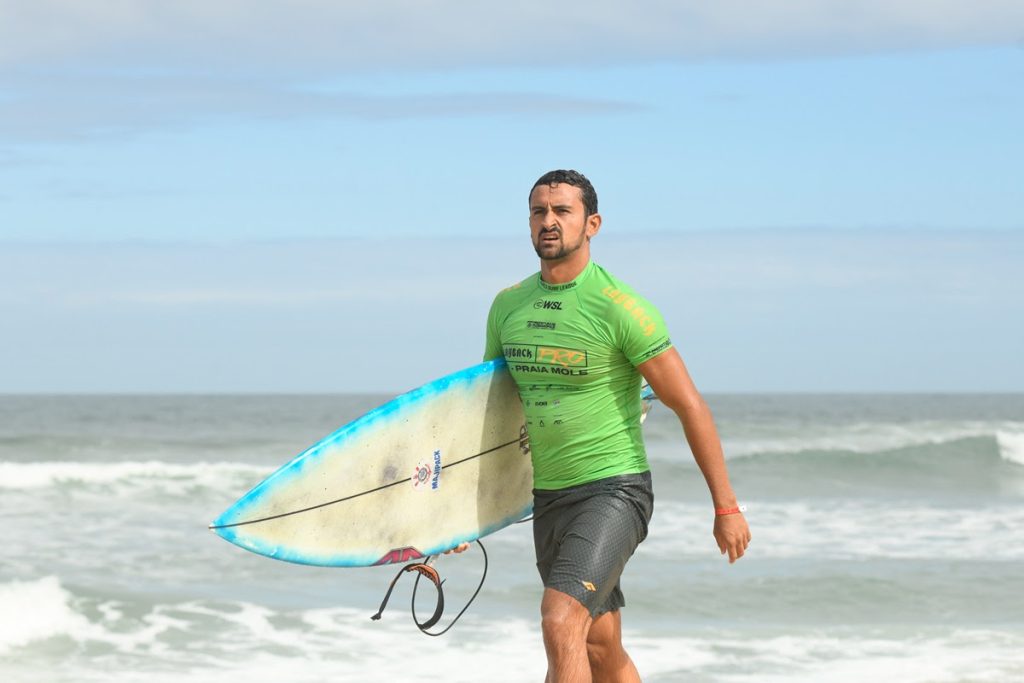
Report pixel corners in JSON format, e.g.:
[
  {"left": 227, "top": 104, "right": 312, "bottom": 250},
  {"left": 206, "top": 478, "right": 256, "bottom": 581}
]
[{"left": 370, "top": 539, "right": 489, "bottom": 637}]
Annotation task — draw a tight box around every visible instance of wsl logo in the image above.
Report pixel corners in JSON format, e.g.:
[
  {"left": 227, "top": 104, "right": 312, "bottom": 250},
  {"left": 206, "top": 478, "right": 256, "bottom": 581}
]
[{"left": 533, "top": 300, "right": 563, "bottom": 310}]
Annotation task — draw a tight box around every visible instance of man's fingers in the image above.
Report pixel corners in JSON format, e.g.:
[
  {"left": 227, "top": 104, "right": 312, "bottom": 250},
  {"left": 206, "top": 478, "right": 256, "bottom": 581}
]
[
  {"left": 714, "top": 514, "right": 751, "bottom": 564},
  {"left": 714, "top": 516, "right": 751, "bottom": 563},
  {"left": 717, "top": 532, "right": 748, "bottom": 563},
  {"left": 730, "top": 540, "right": 747, "bottom": 563}
]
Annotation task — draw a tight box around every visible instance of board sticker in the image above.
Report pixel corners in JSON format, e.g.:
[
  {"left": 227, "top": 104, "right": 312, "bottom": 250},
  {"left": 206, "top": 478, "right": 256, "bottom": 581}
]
[
  {"left": 412, "top": 449, "right": 442, "bottom": 491},
  {"left": 374, "top": 546, "right": 425, "bottom": 565}
]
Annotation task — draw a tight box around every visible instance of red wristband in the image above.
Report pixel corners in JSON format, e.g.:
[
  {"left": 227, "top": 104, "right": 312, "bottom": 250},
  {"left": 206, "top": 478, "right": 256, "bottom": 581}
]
[{"left": 715, "top": 505, "right": 747, "bottom": 516}]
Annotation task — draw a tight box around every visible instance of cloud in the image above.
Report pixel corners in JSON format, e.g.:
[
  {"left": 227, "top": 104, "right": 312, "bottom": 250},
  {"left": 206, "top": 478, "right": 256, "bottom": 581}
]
[
  {"left": 3, "top": 2, "right": 1020, "bottom": 144},
  {"left": 65, "top": 288, "right": 365, "bottom": 307},
  {"left": 5, "top": 231, "right": 1020, "bottom": 313},
  {"left": 1, "top": 1, "right": 1022, "bottom": 72},
  {"left": 0, "top": 239, "right": 524, "bottom": 309},
  {"left": 0, "top": 71, "right": 638, "bottom": 142},
  {"left": 0, "top": 147, "right": 44, "bottom": 167},
  {"left": 0, "top": 68, "right": 634, "bottom": 142},
  {"left": 2, "top": 231, "right": 1021, "bottom": 392}
]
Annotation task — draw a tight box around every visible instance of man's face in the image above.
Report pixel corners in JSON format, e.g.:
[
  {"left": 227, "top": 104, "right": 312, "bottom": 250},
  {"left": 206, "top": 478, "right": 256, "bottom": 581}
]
[{"left": 528, "top": 183, "right": 594, "bottom": 261}]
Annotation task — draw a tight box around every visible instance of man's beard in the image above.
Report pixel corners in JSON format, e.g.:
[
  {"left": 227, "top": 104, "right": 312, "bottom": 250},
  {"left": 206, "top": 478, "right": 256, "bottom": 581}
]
[{"left": 532, "top": 228, "right": 587, "bottom": 261}]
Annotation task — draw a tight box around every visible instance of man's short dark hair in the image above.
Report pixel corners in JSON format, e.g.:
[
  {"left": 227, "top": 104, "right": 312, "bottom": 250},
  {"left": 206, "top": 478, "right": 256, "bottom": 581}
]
[{"left": 530, "top": 170, "right": 598, "bottom": 218}]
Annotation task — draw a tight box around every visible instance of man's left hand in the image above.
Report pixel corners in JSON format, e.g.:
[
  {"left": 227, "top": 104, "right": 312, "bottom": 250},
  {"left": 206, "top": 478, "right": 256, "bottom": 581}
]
[{"left": 714, "top": 514, "right": 751, "bottom": 564}]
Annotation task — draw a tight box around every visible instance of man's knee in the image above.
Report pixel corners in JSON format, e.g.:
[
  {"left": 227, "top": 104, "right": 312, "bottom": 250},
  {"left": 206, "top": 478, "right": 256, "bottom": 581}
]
[
  {"left": 541, "top": 589, "right": 590, "bottom": 645},
  {"left": 541, "top": 610, "right": 574, "bottom": 643},
  {"left": 541, "top": 606, "right": 588, "bottom": 643},
  {"left": 586, "top": 610, "right": 625, "bottom": 669},
  {"left": 586, "top": 637, "right": 618, "bottom": 670}
]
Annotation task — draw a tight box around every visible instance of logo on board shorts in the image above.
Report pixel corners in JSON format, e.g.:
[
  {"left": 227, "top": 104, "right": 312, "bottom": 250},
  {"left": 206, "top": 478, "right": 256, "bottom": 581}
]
[
  {"left": 581, "top": 580, "right": 597, "bottom": 592},
  {"left": 412, "top": 449, "right": 442, "bottom": 491}
]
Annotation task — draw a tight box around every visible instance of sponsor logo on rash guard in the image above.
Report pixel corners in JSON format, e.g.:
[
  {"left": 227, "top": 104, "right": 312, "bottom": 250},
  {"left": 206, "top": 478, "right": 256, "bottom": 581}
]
[
  {"left": 527, "top": 321, "right": 556, "bottom": 330},
  {"left": 601, "top": 286, "right": 657, "bottom": 336},
  {"left": 540, "top": 280, "right": 578, "bottom": 292},
  {"left": 533, "top": 300, "right": 563, "bottom": 310},
  {"left": 504, "top": 345, "right": 534, "bottom": 360},
  {"left": 639, "top": 339, "right": 672, "bottom": 361},
  {"left": 512, "top": 364, "right": 588, "bottom": 377},
  {"left": 505, "top": 344, "right": 588, "bottom": 368},
  {"left": 537, "top": 346, "right": 586, "bottom": 367}
]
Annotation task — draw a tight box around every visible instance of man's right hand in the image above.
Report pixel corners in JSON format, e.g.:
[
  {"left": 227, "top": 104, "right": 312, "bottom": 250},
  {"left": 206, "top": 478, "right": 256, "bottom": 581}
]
[{"left": 445, "top": 542, "right": 470, "bottom": 554}]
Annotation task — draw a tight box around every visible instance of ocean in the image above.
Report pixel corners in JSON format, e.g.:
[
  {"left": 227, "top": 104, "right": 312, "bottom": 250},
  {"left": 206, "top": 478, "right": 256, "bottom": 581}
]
[{"left": 1, "top": 393, "right": 1022, "bottom": 682}]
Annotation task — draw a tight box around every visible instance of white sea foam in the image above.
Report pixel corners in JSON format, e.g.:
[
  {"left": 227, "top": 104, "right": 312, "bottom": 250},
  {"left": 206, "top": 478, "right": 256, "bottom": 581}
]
[
  {"left": 1, "top": 579, "right": 1020, "bottom": 683},
  {"left": 702, "top": 630, "right": 1024, "bottom": 683},
  {"left": 642, "top": 500, "right": 1024, "bottom": 561},
  {"left": 0, "top": 579, "right": 549, "bottom": 681},
  {"left": 0, "top": 576, "right": 194, "bottom": 658},
  {"left": 0, "top": 460, "right": 268, "bottom": 492},
  {"left": 0, "top": 576, "right": 92, "bottom": 654},
  {"left": 996, "top": 429, "right": 1024, "bottom": 466}
]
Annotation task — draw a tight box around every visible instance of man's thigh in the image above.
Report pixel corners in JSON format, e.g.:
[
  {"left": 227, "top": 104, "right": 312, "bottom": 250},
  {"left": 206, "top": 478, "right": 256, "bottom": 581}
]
[{"left": 534, "top": 475, "right": 653, "bottom": 616}]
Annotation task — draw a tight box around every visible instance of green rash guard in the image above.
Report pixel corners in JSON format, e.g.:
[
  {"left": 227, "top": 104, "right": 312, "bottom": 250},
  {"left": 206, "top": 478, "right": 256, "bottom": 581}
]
[{"left": 484, "top": 260, "right": 673, "bottom": 490}]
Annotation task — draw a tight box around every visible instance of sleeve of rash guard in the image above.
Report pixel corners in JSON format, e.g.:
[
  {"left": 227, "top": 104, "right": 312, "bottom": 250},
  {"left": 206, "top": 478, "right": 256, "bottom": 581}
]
[
  {"left": 616, "top": 294, "right": 674, "bottom": 367},
  {"left": 482, "top": 295, "right": 504, "bottom": 362}
]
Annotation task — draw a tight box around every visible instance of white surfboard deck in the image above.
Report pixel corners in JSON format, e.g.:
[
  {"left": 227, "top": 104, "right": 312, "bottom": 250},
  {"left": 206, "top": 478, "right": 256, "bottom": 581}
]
[{"left": 210, "top": 359, "right": 533, "bottom": 567}]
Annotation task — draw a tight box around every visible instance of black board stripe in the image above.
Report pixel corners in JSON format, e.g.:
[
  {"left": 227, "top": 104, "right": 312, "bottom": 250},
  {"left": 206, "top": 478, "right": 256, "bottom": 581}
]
[{"left": 209, "top": 435, "right": 523, "bottom": 530}]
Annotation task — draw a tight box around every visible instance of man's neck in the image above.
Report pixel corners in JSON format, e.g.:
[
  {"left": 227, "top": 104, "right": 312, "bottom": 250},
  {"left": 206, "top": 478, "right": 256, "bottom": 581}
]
[{"left": 539, "top": 252, "right": 590, "bottom": 285}]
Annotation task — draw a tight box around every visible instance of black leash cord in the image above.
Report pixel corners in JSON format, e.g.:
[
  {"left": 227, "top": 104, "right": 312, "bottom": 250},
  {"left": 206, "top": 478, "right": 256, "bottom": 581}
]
[{"left": 371, "top": 539, "right": 489, "bottom": 637}]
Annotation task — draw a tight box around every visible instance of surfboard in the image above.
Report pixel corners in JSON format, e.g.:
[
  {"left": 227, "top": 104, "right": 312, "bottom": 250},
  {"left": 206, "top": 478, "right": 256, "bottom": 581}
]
[{"left": 209, "top": 358, "right": 533, "bottom": 567}]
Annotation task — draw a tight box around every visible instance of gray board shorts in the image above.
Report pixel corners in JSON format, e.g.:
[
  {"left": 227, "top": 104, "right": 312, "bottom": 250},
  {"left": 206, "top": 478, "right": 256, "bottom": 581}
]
[{"left": 532, "top": 471, "right": 654, "bottom": 617}]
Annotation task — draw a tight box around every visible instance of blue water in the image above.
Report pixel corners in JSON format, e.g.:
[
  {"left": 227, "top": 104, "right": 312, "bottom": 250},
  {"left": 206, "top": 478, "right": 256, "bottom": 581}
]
[{"left": 1, "top": 393, "right": 1022, "bottom": 682}]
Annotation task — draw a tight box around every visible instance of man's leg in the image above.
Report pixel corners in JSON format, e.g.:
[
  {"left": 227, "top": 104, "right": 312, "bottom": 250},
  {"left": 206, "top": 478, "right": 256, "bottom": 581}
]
[
  {"left": 586, "top": 609, "right": 641, "bottom": 683},
  {"left": 534, "top": 474, "right": 654, "bottom": 681},
  {"left": 541, "top": 587, "right": 593, "bottom": 683}
]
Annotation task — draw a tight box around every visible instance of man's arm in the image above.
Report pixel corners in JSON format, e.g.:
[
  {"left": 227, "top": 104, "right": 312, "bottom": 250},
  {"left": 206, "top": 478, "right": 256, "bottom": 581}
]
[
  {"left": 637, "top": 347, "right": 751, "bottom": 564},
  {"left": 483, "top": 295, "right": 503, "bottom": 362}
]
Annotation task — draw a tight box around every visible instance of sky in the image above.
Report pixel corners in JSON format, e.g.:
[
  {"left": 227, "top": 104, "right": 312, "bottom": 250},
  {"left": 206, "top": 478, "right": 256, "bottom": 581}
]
[{"left": 1, "top": 1, "right": 1022, "bottom": 393}]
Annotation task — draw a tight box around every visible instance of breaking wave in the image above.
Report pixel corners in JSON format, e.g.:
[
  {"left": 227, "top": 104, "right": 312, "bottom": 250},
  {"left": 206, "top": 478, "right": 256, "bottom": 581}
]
[
  {"left": 645, "top": 418, "right": 1024, "bottom": 466},
  {"left": 0, "top": 460, "right": 268, "bottom": 493},
  {"left": 2, "top": 576, "right": 1021, "bottom": 683}
]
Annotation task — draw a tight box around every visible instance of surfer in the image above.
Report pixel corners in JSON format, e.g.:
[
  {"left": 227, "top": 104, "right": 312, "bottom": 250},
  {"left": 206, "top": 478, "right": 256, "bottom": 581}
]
[{"left": 458, "top": 169, "right": 750, "bottom": 682}]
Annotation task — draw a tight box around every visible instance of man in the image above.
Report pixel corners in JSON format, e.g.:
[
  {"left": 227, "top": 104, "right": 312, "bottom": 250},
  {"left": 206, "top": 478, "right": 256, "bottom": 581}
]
[{"left": 462, "top": 170, "right": 750, "bottom": 682}]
